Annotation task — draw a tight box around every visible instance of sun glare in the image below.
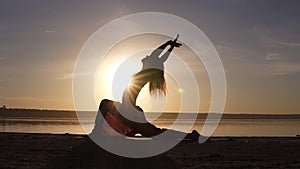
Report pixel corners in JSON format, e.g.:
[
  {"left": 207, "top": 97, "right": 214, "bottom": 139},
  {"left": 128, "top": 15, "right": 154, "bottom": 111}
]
[
  {"left": 111, "top": 59, "right": 140, "bottom": 101},
  {"left": 94, "top": 53, "right": 142, "bottom": 103}
]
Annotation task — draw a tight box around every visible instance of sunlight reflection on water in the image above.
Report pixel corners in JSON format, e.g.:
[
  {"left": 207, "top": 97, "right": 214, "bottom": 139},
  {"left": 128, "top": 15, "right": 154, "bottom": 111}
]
[{"left": 1, "top": 118, "right": 300, "bottom": 136}]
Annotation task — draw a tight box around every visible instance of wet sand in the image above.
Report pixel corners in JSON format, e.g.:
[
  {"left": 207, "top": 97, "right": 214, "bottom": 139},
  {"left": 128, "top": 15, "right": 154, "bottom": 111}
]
[{"left": 0, "top": 132, "right": 300, "bottom": 169}]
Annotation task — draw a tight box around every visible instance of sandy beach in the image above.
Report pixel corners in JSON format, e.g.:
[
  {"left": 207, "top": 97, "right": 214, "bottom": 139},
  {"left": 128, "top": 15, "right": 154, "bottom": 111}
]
[{"left": 0, "top": 132, "right": 300, "bottom": 169}]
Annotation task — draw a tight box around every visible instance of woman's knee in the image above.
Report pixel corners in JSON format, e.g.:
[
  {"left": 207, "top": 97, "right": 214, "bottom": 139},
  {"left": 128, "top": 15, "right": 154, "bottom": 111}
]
[{"left": 99, "top": 99, "right": 113, "bottom": 116}]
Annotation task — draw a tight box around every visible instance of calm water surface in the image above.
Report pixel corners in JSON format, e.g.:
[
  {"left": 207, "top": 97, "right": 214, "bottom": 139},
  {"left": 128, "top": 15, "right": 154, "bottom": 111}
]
[{"left": 1, "top": 117, "right": 300, "bottom": 136}]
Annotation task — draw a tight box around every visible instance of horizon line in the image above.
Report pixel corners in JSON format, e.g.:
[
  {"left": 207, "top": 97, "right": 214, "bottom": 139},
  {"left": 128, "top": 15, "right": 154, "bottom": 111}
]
[{"left": 1, "top": 107, "right": 300, "bottom": 115}]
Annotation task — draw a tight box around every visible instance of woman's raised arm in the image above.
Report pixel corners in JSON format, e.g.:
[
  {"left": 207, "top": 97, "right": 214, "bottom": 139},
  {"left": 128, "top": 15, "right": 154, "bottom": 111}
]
[{"left": 159, "top": 35, "right": 182, "bottom": 63}]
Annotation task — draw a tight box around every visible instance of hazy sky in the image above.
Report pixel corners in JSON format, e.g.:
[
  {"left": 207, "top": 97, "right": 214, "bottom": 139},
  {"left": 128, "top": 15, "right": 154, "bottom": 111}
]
[{"left": 0, "top": 0, "right": 299, "bottom": 114}]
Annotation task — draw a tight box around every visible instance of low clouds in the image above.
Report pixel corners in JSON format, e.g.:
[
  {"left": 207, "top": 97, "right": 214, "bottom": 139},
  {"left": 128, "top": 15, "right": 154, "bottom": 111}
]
[
  {"left": 218, "top": 24, "right": 300, "bottom": 77},
  {"left": 263, "top": 53, "right": 300, "bottom": 75},
  {"left": 217, "top": 43, "right": 300, "bottom": 77},
  {"left": 248, "top": 61, "right": 300, "bottom": 77},
  {"left": 3, "top": 96, "right": 44, "bottom": 102},
  {"left": 53, "top": 73, "right": 74, "bottom": 81},
  {"left": 0, "top": 78, "right": 12, "bottom": 82},
  {"left": 265, "top": 53, "right": 280, "bottom": 61},
  {"left": 44, "top": 30, "right": 56, "bottom": 34},
  {"left": 266, "top": 62, "right": 300, "bottom": 76},
  {"left": 275, "top": 41, "right": 300, "bottom": 47}
]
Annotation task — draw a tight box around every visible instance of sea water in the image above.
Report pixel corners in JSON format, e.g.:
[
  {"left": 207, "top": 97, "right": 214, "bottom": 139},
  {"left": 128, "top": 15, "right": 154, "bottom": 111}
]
[{"left": 1, "top": 116, "right": 300, "bottom": 136}]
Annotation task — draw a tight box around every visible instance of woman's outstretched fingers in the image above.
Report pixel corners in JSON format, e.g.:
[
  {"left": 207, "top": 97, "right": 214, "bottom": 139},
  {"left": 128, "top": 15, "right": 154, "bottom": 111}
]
[{"left": 171, "top": 41, "right": 182, "bottom": 48}]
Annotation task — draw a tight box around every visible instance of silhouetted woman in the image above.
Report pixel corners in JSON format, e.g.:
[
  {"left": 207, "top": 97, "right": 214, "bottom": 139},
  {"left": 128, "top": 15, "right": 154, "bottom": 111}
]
[{"left": 92, "top": 35, "right": 200, "bottom": 140}]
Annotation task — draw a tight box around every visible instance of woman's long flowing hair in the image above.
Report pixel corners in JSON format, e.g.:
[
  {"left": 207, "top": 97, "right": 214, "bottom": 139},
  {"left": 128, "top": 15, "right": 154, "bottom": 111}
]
[{"left": 133, "top": 68, "right": 166, "bottom": 96}]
